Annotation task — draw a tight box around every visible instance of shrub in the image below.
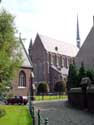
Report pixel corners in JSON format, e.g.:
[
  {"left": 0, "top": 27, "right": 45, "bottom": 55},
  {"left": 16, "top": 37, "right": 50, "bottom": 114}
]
[
  {"left": 67, "top": 64, "right": 78, "bottom": 91},
  {"left": 86, "top": 70, "right": 94, "bottom": 84},
  {"left": 67, "top": 62, "right": 94, "bottom": 92},
  {"left": 37, "top": 83, "right": 49, "bottom": 98},
  {"left": 78, "top": 62, "right": 86, "bottom": 85},
  {"left": 37, "top": 82, "right": 49, "bottom": 100},
  {"left": 54, "top": 81, "right": 64, "bottom": 96}
]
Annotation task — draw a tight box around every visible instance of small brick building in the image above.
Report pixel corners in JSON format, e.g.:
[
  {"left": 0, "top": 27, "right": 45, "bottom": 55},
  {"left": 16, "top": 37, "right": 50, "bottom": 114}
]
[
  {"left": 11, "top": 37, "right": 34, "bottom": 98},
  {"left": 29, "top": 33, "right": 78, "bottom": 91}
]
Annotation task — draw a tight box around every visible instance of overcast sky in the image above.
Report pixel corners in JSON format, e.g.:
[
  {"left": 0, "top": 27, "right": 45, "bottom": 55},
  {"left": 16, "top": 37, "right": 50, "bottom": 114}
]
[{"left": 1, "top": 0, "right": 94, "bottom": 50}]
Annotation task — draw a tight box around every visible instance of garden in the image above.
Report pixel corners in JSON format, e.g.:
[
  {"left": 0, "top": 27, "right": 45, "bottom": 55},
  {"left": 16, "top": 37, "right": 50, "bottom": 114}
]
[{"left": 35, "top": 80, "right": 67, "bottom": 101}]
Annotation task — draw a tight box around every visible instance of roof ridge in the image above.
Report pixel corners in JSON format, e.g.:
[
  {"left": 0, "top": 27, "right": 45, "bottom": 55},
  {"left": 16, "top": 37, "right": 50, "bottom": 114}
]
[
  {"left": 34, "top": 33, "right": 78, "bottom": 57},
  {"left": 19, "top": 37, "right": 33, "bottom": 68},
  {"left": 38, "top": 33, "right": 76, "bottom": 47}
]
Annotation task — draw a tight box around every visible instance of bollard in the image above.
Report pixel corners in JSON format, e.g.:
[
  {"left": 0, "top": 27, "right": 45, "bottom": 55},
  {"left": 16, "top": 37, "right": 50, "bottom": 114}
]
[
  {"left": 32, "top": 106, "right": 35, "bottom": 125},
  {"left": 32, "top": 106, "right": 34, "bottom": 116},
  {"left": 45, "top": 118, "right": 48, "bottom": 125},
  {"left": 38, "top": 109, "right": 40, "bottom": 125},
  {"left": 29, "top": 100, "right": 32, "bottom": 115}
]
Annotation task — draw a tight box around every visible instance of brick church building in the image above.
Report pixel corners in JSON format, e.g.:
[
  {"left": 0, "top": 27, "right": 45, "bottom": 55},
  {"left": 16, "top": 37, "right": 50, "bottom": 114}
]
[{"left": 29, "top": 33, "right": 78, "bottom": 91}]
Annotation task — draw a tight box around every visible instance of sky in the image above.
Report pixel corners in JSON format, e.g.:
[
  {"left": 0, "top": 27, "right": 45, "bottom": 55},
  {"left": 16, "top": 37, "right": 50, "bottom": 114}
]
[{"left": 1, "top": 0, "right": 94, "bottom": 51}]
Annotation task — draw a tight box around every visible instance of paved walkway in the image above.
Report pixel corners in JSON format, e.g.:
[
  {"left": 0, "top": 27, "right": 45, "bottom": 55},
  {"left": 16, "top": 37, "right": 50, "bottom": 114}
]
[{"left": 33, "top": 100, "right": 94, "bottom": 125}]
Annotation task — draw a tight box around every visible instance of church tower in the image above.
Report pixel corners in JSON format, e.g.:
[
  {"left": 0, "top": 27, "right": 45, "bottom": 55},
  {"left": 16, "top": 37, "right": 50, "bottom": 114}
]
[{"left": 76, "top": 15, "right": 81, "bottom": 49}]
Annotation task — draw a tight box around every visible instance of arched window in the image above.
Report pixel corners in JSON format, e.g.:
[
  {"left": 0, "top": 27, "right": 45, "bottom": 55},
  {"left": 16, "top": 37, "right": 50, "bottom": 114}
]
[{"left": 19, "top": 71, "right": 26, "bottom": 87}]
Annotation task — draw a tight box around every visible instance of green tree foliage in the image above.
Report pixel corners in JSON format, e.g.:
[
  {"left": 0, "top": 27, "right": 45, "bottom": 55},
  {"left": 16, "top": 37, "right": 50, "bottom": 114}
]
[
  {"left": 67, "top": 64, "right": 78, "bottom": 91},
  {"left": 37, "top": 83, "right": 49, "bottom": 94},
  {"left": 86, "top": 70, "right": 94, "bottom": 84},
  {"left": 67, "top": 62, "right": 94, "bottom": 91},
  {"left": 78, "top": 62, "right": 86, "bottom": 84},
  {"left": 54, "top": 81, "right": 64, "bottom": 96},
  {"left": 37, "top": 83, "right": 49, "bottom": 100},
  {"left": 0, "top": 9, "right": 23, "bottom": 96}
]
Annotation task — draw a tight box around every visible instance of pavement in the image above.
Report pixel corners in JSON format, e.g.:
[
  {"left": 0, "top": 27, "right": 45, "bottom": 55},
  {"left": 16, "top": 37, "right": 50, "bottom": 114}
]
[{"left": 33, "top": 100, "right": 94, "bottom": 125}]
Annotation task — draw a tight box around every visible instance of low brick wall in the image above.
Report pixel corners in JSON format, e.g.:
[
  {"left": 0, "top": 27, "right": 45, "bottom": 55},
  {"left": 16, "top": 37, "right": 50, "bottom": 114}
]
[
  {"left": 68, "top": 86, "right": 94, "bottom": 112},
  {"left": 68, "top": 88, "right": 85, "bottom": 109},
  {"left": 87, "top": 87, "right": 94, "bottom": 112}
]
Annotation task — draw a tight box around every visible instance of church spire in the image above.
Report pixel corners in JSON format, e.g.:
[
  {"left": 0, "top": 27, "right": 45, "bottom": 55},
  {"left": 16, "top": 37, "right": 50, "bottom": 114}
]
[{"left": 76, "top": 15, "right": 80, "bottom": 49}]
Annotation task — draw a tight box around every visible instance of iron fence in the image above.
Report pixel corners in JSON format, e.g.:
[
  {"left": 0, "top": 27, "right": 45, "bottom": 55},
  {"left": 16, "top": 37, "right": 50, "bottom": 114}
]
[{"left": 29, "top": 104, "right": 48, "bottom": 125}]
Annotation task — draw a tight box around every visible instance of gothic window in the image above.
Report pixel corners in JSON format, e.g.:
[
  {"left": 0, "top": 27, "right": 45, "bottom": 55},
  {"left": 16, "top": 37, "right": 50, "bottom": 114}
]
[
  {"left": 62, "top": 57, "right": 64, "bottom": 67},
  {"left": 57, "top": 56, "right": 59, "bottom": 66},
  {"left": 19, "top": 71, "right": 26, "bottom": 87},
  {"left": 53, "top": 54, "right": 56, "bottom": 66},
  {"left": 50, "top": 54, "right": 54, "bottom": 65},
  {"left": 56, "top": 55, "right": 59, "bottom": 66},
  {"left": 54, "top": 54, "right": 57, "bottom": 66},
  {"left": 49, "top": 53, "right": 51, "bottom": 65},
  {"left": 67, "top": 58, "right": 70, "bottom": 68},
  {"left": 59, "top": 56, "right": 62, "bottom": 67},
  {"left": 64, "top": 57, "right": 68, "bottom": 68}
]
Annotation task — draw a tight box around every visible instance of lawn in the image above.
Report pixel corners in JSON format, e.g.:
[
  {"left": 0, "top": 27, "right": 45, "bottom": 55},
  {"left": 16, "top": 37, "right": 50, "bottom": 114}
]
[
  {"left": 35, "top": 95, "right": 68, "bottom": 101},
  {"left": 0, "top": 105, "right": 32, "bottom": 125}
]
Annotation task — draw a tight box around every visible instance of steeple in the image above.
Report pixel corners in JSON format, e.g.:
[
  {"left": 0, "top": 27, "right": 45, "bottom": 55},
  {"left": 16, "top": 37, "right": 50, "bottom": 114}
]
[
  {"left": 28, "top": 38, "right": 33, "bottom": 60},
  {"left": 76, "top": 15, "right": 81, "bottom": 49}
]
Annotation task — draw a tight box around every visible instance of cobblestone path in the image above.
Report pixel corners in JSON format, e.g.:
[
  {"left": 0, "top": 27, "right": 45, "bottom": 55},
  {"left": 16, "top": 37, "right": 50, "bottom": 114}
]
[{"left": 33, "top": 100, "right": 94, "bottom": 125}]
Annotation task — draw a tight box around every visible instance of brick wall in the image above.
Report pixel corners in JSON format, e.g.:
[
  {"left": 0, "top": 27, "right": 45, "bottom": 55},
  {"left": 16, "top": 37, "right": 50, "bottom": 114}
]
[{"left": 11, "top": 67, "right": 33, "bottom": 98}]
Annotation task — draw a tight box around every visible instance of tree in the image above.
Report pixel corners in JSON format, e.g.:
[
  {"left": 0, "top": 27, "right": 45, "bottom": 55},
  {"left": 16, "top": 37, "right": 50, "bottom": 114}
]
[
  {"left": 78, "top": 62, "right": 86, "bottom": 84},
  {"left": 37, "top": 83, "right": 49, "bottom": 100},
  {"left": 86, "top": 70, "right": 94, "bottom": 84},
  {"left": 0, "top": 9, "right": 23, "bottom": 97},
  {"left": 67, "top": 64, "right": 78, "bottom": 91},
  {"left": 54, "top": 81, "right": 64, "bottom": 98}
]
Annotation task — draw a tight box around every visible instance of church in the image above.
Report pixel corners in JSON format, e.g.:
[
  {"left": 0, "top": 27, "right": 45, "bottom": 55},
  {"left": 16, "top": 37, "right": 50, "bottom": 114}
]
[{"left": 29, "top": 33, "right": 78, "bottom": 91}]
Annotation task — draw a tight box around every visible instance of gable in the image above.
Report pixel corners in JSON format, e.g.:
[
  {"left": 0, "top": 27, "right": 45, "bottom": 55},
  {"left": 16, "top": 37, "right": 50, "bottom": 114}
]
[
  {"left": 75, "top": 26, "right": 94, "bottom": 69},
  {"left": 20, "top": 38, "right": 33, "bottom": 68},
  {"left": 32, "top": 34, "right": 47, "bottom": 56}
]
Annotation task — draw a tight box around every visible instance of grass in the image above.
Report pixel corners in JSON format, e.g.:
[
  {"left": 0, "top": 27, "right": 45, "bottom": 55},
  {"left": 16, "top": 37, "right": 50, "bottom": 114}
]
[
  {"left": 0, "top": 105, "right": 32, "bottom": 125},
  {"left": 35, "top": 95, "right": 68, "bottom": 101}
]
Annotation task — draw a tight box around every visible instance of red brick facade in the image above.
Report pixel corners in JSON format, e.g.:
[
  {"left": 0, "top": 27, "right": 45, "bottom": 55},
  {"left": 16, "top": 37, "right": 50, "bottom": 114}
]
[{"left": 11, "top": 67, "right": 33, "bottom": 98}]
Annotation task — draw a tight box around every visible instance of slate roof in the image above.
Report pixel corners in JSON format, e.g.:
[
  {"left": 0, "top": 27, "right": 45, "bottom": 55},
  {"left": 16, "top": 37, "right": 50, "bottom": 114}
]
[
  {"left": 38, "top": 34, "right": 78, "bottom": 57},
  {"left": 75, "top": 25, "right": 94, "bottom": 69},
  {"left": 20, "top": 37, "right": 33, "bottom": 68}
]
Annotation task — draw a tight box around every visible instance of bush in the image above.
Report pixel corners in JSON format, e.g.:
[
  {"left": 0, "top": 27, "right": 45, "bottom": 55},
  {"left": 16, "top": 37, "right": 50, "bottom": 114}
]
[
  {"left": 37, "top": 83, "right": 49, "bottom": 94},
  {"left": 37, "top": 83, "right": 49, "bottom": 100},
  {"left": 78, "top": 62, "right": 86, "bottom": 85},
  {"left": 67, "top": 64, "right": 78, "bottom": 91},
  {"left": 54, "top": 81, "right": 64, "bottom": 96},
  {"left": 86, "top": 70, "right": 94, "bottom": 84}
]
